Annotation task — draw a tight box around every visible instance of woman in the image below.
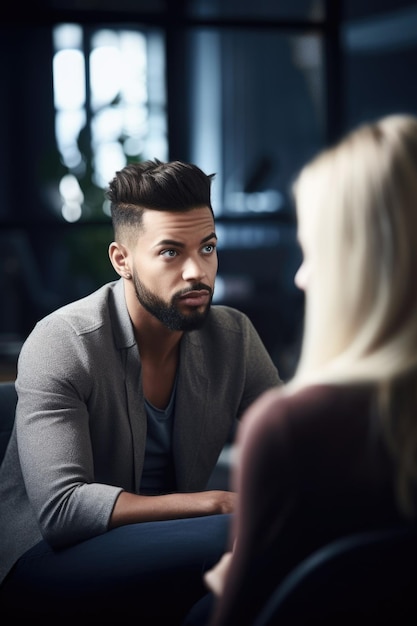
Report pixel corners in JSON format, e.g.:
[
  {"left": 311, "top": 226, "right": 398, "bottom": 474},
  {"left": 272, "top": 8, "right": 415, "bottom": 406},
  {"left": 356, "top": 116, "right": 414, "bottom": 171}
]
[{"left": 186, "top": 114, "right": 417, "bottom": 625}]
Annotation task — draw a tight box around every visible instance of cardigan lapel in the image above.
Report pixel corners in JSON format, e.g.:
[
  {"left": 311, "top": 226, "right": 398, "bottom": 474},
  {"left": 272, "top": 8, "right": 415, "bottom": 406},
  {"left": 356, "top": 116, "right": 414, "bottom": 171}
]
[
  {"left": 124, "top": 344, "right": 147, "bottom": 493},
  {"left": 173, "top": 332, "right": 213, "bottom": 491}
]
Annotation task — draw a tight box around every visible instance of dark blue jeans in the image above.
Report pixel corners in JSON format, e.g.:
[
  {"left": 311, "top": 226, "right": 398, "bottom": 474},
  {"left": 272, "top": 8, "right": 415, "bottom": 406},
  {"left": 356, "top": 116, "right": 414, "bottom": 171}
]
[{"left": 0, "top": 514, "right": 231, "bottom": 625}]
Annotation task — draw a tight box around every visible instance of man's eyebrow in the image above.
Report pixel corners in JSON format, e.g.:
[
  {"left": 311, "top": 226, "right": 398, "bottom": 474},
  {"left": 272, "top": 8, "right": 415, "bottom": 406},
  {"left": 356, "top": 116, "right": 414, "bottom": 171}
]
[
  {"left": 202, "top": 232, "right": 217, "bottom": 244},
  {"left": 155, "top": 239, "right": 185, "bottom": 249},
  {"left": 154, "top": 232, "right": 217, "bottom": 248}
]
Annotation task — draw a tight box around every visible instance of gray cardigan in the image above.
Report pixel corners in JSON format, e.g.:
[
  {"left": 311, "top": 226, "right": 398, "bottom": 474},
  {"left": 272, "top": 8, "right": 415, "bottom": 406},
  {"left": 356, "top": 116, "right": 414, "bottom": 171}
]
[{"left": 0, "top": 279, "right": 280, "bottom": 584}]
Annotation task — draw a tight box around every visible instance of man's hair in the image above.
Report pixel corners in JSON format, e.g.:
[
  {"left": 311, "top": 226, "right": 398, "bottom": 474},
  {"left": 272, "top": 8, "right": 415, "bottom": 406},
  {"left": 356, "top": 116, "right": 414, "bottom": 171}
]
[{"left": 106, "top": 159, "right": 215, "bottom": 242}]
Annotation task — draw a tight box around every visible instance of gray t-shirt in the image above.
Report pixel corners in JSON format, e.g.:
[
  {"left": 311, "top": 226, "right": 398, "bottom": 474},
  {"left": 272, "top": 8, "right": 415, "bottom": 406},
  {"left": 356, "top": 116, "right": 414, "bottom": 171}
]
[{"left": 140, "top": 377, "right": 177, "bottom": 495}]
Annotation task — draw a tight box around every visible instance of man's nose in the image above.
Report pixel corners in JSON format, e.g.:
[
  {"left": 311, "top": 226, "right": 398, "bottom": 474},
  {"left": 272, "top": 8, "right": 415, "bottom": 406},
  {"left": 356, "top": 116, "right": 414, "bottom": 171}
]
[{"left": 182, "top": 256, "right": 206, "bottom": 282}]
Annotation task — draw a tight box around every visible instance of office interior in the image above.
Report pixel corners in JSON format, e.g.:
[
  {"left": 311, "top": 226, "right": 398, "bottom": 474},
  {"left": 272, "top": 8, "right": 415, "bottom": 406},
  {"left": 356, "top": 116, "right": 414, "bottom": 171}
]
[{"left": 1, "top": 0, "right": 417, "bottom": 383}]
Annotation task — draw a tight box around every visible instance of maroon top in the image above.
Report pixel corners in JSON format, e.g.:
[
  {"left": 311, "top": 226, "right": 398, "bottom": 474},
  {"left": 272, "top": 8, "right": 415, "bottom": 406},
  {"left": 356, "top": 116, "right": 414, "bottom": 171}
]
[{"left": 210, "top": 383, "right": 413, "bottom": 625}]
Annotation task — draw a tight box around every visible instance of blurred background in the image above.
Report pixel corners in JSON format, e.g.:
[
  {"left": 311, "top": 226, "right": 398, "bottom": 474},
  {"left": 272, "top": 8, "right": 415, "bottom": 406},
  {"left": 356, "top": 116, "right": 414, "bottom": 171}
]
[{"left": 1, "top": 0, "right": 417, "bottom": 382}]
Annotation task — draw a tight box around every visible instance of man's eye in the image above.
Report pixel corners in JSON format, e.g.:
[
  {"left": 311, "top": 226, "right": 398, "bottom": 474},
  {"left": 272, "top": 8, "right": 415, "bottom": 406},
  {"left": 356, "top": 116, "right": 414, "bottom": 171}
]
[
  {"left": 161, "top": 249, "right": 178, "bottom": 258},
  {"left": 202, "top": 244, "right": 216, "bottom": 255}
]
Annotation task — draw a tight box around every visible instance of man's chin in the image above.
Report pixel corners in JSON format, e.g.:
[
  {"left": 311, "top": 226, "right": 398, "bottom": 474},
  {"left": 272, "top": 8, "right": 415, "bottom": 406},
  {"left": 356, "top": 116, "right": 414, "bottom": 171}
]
[
  {"left": 172, "top": 305, "right": 210, "bottom": 331},
  {"left": 179, "top": 312, "right": 209, "bottom": 331}
]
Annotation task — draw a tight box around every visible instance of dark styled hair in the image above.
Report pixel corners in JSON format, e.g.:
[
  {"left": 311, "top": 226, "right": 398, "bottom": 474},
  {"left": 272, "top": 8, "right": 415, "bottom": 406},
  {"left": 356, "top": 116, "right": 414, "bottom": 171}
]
[{"left": 106, "top": 159, "right": 215, "bottom": 242}]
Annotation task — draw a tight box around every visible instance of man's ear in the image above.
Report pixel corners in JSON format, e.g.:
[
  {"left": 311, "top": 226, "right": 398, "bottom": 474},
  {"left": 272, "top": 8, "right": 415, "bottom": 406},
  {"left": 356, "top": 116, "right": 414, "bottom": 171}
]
[{"left": 108, "top": 241, "right": 132, "bottom": 279}]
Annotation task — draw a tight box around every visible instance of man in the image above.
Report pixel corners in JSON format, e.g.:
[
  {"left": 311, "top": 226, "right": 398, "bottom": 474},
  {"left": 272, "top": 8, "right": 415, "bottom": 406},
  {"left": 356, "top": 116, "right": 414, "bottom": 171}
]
[{"left": 0, "top": 159, "right": 281, "bottom": 623}]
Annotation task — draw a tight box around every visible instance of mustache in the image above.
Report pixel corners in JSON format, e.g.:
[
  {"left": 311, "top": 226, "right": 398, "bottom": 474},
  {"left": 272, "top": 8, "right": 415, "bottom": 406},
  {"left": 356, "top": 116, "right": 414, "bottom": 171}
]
[{"left": 174, "top": 283, "right": 213, "bottom": 299}]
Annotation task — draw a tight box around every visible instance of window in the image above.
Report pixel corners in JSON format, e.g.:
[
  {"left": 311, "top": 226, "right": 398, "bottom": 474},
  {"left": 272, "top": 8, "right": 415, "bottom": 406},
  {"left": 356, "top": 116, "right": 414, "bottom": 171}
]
[
  {"left": 187, "top": 28, "right": 324, "bottom": 217},
  {"left": 52, "top": 24, "right": 167, "bottom": 223}
]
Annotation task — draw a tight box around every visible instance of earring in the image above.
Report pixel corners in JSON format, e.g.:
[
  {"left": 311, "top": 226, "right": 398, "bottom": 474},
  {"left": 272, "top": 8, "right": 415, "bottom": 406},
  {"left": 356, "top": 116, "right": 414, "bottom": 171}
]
[{"left": 125, "top": 272, "right": 131, "bottom": 279}]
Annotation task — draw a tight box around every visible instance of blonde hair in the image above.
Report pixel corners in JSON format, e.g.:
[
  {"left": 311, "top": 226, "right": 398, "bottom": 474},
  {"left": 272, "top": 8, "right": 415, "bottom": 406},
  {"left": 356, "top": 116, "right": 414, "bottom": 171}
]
[{"left": 291, "top": 114, "right": 417, "bottom": 515}]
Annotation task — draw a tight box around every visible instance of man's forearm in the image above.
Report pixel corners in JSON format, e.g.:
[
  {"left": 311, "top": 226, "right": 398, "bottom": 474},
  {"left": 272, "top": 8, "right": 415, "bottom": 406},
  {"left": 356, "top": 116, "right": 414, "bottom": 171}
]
[{"left": 109, "top": 489, "right": 236, "bottom": 527}]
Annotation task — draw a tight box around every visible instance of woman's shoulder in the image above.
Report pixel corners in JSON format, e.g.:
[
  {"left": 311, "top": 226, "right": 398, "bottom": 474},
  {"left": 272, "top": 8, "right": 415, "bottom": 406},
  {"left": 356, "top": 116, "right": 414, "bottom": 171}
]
[
  {"left": 239, "top": 382, "right": 373, "bottom": 445},
  {"left": 242, "top": 382, "right": 346, "bottom": 418}
]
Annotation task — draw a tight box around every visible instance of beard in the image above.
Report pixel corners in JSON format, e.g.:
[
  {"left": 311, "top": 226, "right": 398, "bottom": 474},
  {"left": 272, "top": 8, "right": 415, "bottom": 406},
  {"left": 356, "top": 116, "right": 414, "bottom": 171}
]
[{"left": 132, "top": 271, "right": 213, "bottom": 331}]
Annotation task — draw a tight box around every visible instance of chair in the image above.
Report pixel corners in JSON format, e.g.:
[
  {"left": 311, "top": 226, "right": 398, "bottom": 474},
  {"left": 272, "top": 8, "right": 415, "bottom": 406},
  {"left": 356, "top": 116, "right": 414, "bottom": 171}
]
[
  {"left": 254, "top": 526, "right": 417, "bottom": 626},
  {"left": 0, "top": 381, "right": 17, "bottom": 463}
]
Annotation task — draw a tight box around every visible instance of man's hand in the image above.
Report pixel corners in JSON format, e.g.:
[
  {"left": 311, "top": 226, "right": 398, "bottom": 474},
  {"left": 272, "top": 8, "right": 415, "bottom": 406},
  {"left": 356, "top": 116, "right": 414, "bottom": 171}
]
[
  {"left": 204, "top": 550, "right": 233, "bottom": 596},
  {"left": 201, "top": 489, "right": 236, "bottom": 515}
]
